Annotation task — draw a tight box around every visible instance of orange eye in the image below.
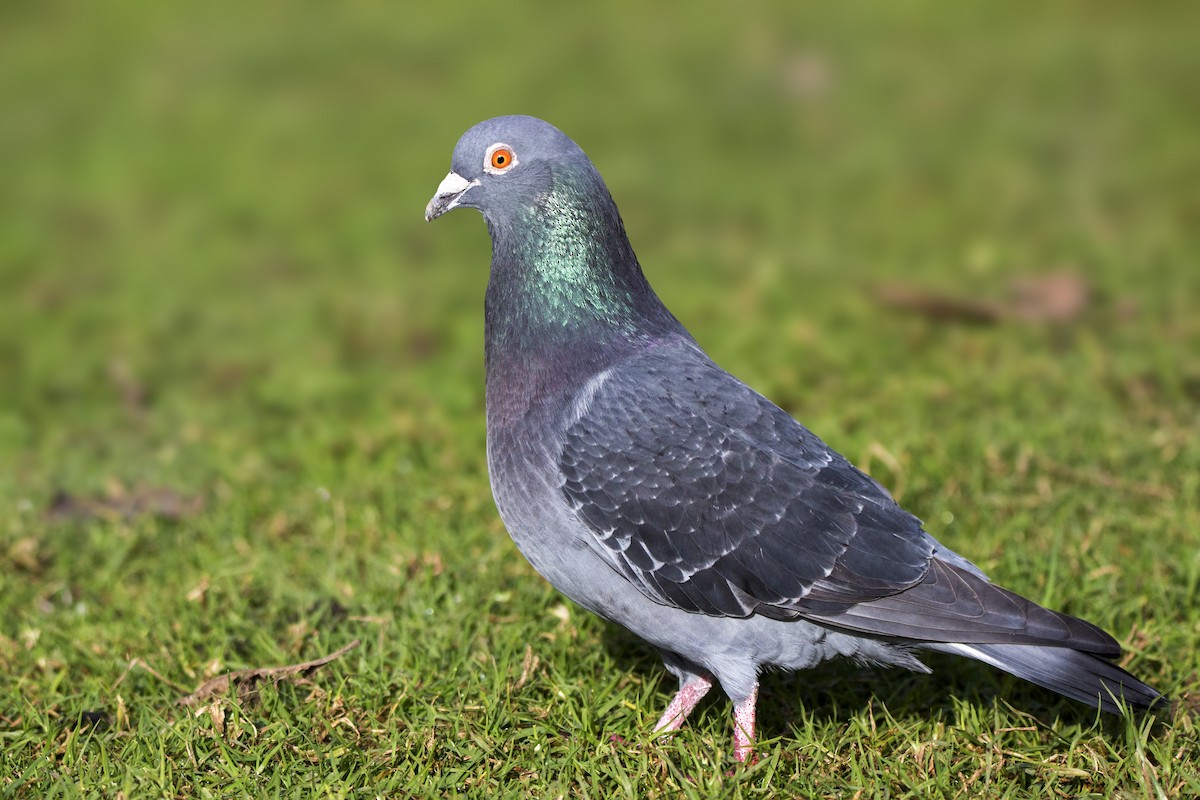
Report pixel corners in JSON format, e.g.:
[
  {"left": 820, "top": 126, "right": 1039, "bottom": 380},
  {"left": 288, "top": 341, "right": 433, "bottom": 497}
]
[
  {"left": 486, "top": 144, "right": 516, "bottom": 173},
  {"left": 491, "top": 148, "right": 513, "bottom": 169}
]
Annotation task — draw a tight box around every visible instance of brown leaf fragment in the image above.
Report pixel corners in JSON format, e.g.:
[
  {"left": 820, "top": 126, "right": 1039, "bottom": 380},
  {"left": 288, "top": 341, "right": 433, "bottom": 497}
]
[
  {"left": 200, "top": 700, "right": 225, "bottom": 736},
  {"left": 874, "top": 283, "right": 1003, "bottom": 324},
  {"left": 47, "top": 483, "right": 204, "bottom": 523},
  {"left": 875, "top": 272, "right": 1092, "bottom": 325},
  {"left": 177, "top": 639, "right": 360, "bottom": 707},
  {"left": 512, "top": 644, "right": 540, "bottom": 691}
]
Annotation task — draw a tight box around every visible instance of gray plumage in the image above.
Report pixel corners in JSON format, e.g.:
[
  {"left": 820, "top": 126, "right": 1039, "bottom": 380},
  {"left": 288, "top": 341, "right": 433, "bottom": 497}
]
[{"left": 425, "top": 115, "right": 1163, "bottom": 761}]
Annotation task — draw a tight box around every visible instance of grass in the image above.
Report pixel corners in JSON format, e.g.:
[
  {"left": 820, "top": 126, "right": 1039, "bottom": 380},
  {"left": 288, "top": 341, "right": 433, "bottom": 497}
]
[{"left": 2, "top": 1, "right": 1198, "bottom": 796}]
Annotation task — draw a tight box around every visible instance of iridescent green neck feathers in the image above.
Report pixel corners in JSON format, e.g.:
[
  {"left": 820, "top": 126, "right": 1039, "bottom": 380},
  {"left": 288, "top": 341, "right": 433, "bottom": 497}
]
[{"left": 484, "top": 165, "right": 679, "bottom": 360}]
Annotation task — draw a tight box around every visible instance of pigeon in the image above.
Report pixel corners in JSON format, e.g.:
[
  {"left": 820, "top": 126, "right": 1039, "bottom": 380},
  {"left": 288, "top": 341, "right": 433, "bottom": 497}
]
[{"left": 424, "top": 115, "right": 1164, "bottom": 762}]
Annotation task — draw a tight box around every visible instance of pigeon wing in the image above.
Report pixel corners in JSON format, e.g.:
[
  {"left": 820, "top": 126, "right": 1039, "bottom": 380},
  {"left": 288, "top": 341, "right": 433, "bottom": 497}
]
[
  {"left": 559, "top": 342, "right": 935, "bottom": 619},
  {"left": 560, "top": 341, "right": 1123, "bottom": 653}
]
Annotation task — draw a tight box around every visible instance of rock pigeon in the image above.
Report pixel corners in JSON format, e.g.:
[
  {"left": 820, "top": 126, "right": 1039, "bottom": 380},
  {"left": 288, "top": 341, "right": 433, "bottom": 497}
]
[{"left": 424, "top": 115, "right": 1163, "bottom": 762}]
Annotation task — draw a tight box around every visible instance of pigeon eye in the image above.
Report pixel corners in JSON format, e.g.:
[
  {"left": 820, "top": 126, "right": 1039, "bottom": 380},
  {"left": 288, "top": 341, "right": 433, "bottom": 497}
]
[{"left": 485, "top": 144, "right": 517, "bottom": 174}]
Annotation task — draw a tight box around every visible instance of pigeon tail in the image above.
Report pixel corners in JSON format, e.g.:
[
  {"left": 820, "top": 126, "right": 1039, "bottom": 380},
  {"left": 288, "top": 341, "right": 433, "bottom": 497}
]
[{"left": 926, "top": 641, "right": 1167, "bottom": 714}]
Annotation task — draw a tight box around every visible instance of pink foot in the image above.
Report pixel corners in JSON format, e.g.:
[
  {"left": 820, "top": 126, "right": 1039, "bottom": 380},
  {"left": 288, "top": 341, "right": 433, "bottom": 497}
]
[
  {"left": 653, "top": 673, "right": 715, "bottom": 734},
  {"left": 732, "top": 683, "right": 758, "bottom": 764}
]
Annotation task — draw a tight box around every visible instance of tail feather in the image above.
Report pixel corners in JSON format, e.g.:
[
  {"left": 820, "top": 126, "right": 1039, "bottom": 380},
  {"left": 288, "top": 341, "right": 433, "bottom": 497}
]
[{"left": 926, "top": 641, "right": 1166, "bottom": 714}]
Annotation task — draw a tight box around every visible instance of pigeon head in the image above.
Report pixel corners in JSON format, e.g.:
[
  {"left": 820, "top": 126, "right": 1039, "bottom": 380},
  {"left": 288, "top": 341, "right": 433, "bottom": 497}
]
[
  {"left": 424, "top": 115, "right": 591, "bottom": 228},
  {"left": 426, "top": 116, "right": 685, "bottom": 383}
]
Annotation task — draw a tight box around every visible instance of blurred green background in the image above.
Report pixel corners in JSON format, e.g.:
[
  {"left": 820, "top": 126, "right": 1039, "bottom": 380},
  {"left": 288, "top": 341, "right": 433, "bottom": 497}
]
[{"left": 1, "top": 1, "right": 1197, "bottom": 795}]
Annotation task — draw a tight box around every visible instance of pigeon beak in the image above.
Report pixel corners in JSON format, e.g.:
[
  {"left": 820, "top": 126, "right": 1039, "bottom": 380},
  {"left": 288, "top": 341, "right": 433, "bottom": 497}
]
[{"left": 425, "top": 171, "right": 480, "bottom": 221}]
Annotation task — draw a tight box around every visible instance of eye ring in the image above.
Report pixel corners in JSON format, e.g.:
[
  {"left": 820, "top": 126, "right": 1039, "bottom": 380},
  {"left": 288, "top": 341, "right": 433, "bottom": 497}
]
[{"left": 484, "top": 143, "right": 518, "bottom": 175}]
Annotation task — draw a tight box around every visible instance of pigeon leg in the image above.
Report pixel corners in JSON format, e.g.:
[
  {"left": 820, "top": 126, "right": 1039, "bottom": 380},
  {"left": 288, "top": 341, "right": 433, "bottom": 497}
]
[
  {"left": 732, "top": 682, "right": 759, "bottom": 763},
  {"left": 653, "top": 673, "right": 714, "bottom": 733}
]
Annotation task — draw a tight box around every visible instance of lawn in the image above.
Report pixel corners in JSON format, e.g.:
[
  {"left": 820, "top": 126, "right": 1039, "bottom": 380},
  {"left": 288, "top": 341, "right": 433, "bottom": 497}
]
[{"left": 1, "top": 2, "right": 1198, "bottom": 797}]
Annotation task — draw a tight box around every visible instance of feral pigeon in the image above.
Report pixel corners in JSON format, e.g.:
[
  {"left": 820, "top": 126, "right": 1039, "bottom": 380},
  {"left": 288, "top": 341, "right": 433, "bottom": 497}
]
[{"left": 424, "top": 115, "right": 1163, "bottom": 762}]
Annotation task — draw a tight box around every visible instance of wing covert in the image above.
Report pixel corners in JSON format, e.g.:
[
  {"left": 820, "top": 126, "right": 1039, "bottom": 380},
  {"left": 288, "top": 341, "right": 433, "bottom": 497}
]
[{"left": 558, "top": 342, "right": 935, "bottom": 618}]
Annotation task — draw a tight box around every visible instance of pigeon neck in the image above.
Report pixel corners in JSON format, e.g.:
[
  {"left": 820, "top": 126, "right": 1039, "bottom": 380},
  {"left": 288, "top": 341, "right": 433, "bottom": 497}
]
[{"left": 483, "top": 168, "right": 682, "bottom": 420}]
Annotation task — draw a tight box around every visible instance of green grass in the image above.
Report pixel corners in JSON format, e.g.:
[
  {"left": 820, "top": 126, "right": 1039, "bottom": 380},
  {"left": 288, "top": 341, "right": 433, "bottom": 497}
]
[{"left": 2, "top": 1, "right": 1198, "bottom": 796}]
